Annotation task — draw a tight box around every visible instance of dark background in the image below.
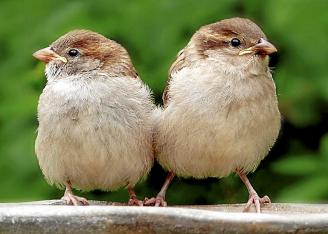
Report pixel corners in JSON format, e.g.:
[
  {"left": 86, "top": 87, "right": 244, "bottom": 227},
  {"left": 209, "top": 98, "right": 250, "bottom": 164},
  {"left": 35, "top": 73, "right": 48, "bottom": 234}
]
[{"left": 0, "top": 0, "right": 327, "bottom": 204}]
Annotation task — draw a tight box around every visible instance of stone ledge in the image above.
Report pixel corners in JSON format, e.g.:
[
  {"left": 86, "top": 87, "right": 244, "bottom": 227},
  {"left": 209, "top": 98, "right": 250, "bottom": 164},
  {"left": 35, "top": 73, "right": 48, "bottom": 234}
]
[{"left": 0, "top": 201, "right": 328, "bottom": 233}]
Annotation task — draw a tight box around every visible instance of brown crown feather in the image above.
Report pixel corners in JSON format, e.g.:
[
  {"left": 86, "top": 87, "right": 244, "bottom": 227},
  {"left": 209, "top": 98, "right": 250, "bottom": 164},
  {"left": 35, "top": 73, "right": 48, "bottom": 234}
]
[
  {"left": 52, "top": 30, "right": 138, "bottom": 78},
  {"left": 163, "top": 18, "right": 267, "bottom": 106}
]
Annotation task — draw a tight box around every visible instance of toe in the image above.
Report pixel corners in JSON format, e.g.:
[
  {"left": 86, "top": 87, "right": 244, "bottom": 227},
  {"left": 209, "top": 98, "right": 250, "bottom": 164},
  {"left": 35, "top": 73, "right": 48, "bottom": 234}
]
[
  {"left": 254, "top": 197, "right": 261, "bottom": 213},
  {"left": 62, "top": 195, "right": 88, "bottom": 206},
  {"left": 137, "top": 200, "right": 144, "bottom": 207},
  {"left": 128, "top": 199, "right": 143, "bottom": 206},
  {"left": 243, "top": 193, "right": 270, "bottom": 213},
  {"left": 61, "top": 197, "right": 72, "bottom": 205},
  {"left": 143, "top": 196, "right": 167, "bottom": 207},
  {"left": 144, "top": 197, "right": 156, "bottom": 206},
  {"left": 79, "top": 197, "right": 89, "bottom": 206},
  {"left": 261, "top": 195, "right": 271, "bottom": 204},
  {"left": 155, "top": 200, "right": 160, "bottom": 207},
  {"left": 162, "top": 200, "right": 167, "bottom": 207},
  {"left": 155, "top": 197, "right": 167, "bottom": 207},
  {"left": 243, "top": 198, "right": 254, "bottom": 212},
  {"left": 71, "top": 197, "right": 79, "bottom": 206}
]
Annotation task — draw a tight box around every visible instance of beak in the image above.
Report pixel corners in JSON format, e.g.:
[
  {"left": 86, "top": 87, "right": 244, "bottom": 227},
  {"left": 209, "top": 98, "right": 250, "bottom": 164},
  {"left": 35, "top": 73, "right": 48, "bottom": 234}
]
[
  {"left": 239, "top": 38, "right": 277, "bottom": 56},
  {"left": 33, "top": 47, "right": 67, "bottom": 63}
]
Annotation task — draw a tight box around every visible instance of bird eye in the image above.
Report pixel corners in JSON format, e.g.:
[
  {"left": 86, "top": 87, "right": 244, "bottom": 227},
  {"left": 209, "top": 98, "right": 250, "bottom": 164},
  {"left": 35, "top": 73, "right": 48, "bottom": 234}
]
[
  {"left": 68, "top": 49, "right": 79, "bottom": 57},
  {"left": 230, "top": 38, "right": 241, "bottom": 47}
]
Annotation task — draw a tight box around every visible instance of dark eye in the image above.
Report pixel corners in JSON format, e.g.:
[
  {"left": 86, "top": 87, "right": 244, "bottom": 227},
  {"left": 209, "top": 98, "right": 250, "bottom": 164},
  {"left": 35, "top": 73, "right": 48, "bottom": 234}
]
[
  {"left": 68, "top": 49, "right": 79, "bottom": 57},
  {"left": 230, "top": 38, "right": 241, "bottom": 47}
]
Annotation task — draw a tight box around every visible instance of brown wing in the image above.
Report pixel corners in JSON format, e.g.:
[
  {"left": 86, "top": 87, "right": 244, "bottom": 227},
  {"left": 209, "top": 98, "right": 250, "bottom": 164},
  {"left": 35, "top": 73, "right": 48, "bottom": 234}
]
[
  {"left": 162, "top": 48, "right": 187, "bottom": 107},
  {"left": 162, "top": 32, "right": 208, "bottom": 106}
]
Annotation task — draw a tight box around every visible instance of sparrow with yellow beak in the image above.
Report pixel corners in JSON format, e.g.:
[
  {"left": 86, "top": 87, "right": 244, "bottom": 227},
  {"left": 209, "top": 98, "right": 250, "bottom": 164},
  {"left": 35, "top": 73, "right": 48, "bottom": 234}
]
[
  {"left": 33, "top": 30, "right": 154, "bottom": 205},
  {"left": 146, "top": 18, "right": 281, "bottom": 213}
]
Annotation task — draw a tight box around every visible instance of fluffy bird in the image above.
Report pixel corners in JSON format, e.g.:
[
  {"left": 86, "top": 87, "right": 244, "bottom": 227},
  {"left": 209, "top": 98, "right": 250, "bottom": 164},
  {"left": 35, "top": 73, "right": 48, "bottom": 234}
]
[
  {"left": 33, "top": 30, "right": 154, "bottom": 206},
  {"left": 146, "top": 18, "right": 281, "bottom": 212}
]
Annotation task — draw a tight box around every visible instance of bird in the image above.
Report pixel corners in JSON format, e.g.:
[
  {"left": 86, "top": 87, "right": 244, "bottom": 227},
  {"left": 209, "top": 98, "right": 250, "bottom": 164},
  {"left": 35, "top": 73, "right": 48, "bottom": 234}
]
[
  {"left": 33, "top": 30, "right": 155, "bottom": 206},
  {"left": 145, "top": 17, "right": 281, "bottom": 212}
]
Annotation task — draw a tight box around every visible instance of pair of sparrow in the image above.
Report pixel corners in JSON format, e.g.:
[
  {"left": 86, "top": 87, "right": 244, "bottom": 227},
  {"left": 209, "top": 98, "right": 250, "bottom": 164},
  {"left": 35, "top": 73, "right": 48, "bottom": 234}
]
[{"left": 33, "top": 17, "right": 280, "bottom": 213}]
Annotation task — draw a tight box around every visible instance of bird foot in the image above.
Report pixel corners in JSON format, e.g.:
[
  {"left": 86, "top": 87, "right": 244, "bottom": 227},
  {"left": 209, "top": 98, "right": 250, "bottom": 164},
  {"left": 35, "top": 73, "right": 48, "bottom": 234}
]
[
  {"left": 128, "top": 197, "right": 144, "bottom": 206},
  {"left": 143, "top": 196, "right": 167, "bottom": 207},
  {"left": 61, "top": 193, "right": 89, "bottom": 206},
  {"left": 243, "top": 193, "right": 270, "bottom": 213}
]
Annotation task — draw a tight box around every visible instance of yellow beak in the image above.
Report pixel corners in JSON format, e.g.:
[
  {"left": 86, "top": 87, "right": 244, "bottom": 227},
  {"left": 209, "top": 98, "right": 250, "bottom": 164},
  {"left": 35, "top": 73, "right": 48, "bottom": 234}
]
[
  {"left": 33, "top": 47, "right": 67, "bottom": 64},
  {"left": 239, "top": 38, "right": 277, "bottom": 56}
]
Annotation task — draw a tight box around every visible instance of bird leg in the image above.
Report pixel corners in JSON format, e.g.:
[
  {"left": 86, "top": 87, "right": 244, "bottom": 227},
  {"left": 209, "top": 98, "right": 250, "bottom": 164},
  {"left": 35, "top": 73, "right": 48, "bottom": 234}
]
[
  {"left": 236, "top": 169, "right": 270, "bottom": 213},
  {"left": 61, "top": 181, "right": 89, "bottom": 206},
  {"left": 127, "top": 187, "right": 143, "bottom": 206},
  {"left": 144, "top": 171, "right": 175, "bottom": 207}
]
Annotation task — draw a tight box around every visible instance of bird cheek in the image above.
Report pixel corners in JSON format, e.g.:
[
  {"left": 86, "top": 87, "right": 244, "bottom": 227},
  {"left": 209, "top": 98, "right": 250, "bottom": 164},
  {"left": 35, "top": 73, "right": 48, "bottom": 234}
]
[
  {"left": 81, "top": 59, "right": 102, "bottom": 72},
  {"left": 262, "top": 55, "right": 270, "bottom": 65},
  {"left": 45, "top": 63, "right": 59, "bottom": 81}
]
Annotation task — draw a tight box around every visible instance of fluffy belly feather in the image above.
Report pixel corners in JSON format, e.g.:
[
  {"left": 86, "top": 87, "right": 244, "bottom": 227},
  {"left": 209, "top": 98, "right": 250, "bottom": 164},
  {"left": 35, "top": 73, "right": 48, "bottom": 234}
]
[
  {"left": 156, "top": 99, "right": 280, "bottom": 178},
  {"left": 155, "top": 64, "right": 281, "bottom": 178},
  {"left": 36, "top": 76, "right": 154, "bottom": 191}
]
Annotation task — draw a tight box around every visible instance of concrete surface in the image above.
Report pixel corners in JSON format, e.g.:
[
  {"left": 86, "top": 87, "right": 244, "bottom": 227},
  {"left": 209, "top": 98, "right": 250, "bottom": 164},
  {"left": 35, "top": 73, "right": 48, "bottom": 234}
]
[{"left": 0, "top": 200, "right": 328, "bottom": 233}]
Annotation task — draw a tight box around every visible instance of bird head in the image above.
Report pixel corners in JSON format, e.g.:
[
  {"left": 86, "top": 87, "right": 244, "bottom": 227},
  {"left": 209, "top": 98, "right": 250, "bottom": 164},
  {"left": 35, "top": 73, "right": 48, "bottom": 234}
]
[
  {"left": 192, "top": 17, "right": 277, "bottom": 72},
  {"left": 33, "top": 30, "right": 137, "bottom": 81}
]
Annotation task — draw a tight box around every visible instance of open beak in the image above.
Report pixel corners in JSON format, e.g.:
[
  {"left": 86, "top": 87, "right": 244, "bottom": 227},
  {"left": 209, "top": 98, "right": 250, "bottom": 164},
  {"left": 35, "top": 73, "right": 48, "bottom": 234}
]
[
  {"left": 239, "top": 38, "right": 277, "bottom": 56},
  {"left": 33, "top": 47, "right": 67, "bottom": 64}
]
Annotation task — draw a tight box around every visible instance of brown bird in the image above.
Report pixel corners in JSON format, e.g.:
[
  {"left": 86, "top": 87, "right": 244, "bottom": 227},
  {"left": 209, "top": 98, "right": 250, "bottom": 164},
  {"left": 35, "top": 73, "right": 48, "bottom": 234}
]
[
  {"left": 145, "top": 18, "right": 281, "bottom": 212},
  {"left": 33, "top": 30, "right": 154, "bottom": 206}
]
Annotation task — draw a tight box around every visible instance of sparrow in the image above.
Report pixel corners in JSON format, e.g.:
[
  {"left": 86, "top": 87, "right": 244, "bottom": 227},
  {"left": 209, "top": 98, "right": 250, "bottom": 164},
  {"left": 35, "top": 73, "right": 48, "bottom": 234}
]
[
  {"left": 33, "top": 30, "right": 154, "bottom": 206},
  {"left": 145, "top": 18, "right": 281, "bottom": 212}
]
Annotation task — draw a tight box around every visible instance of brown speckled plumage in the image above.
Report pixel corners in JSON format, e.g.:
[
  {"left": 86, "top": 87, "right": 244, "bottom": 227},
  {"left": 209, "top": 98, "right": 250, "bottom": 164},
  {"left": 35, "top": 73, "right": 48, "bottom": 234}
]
[
  {"left": 149, "top": 18, "right": 280, "bottom": 212},
  {"left": 34, "top": 30, "right": 154, "bottom": 206}
]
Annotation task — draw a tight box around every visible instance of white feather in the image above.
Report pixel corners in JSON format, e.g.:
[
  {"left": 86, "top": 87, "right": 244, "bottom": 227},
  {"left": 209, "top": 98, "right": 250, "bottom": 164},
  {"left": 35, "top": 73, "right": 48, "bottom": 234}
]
[
  {"left": 156, "top": 55, "right": 281, "bottom": 178},
  {"left": 36, "top": 74, "right": 154, "bottom": 191}
]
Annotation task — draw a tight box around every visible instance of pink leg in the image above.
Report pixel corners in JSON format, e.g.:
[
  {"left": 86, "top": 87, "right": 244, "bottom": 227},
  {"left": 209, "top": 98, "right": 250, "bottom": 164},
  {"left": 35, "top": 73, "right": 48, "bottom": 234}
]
[
  {"left": 61, "top": 181, "right": 89, "bottom": 206},
  {"left": 127, "top": 187, "right": 143, "bottom": 206},
  {"left": 236, "top": 169, "right": 270, "bottom": 213},
  {"left": 144, "top": 172, "right": 175, "bottom": 207}
]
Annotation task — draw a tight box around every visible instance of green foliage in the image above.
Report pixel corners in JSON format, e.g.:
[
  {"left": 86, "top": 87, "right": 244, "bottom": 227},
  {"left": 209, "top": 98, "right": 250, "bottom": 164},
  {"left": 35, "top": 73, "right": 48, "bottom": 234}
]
[
  {"left": 0, "top": 0, "right": 327, "bottom": 204},
  {"left": 272, "top": 135, "right": 328, "bottom": 202}
]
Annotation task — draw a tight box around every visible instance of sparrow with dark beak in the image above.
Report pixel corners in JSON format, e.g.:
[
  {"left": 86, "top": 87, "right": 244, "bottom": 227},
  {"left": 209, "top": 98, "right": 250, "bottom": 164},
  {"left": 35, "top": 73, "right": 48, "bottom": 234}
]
[
  {"left": 33, "top": 30, "right": 154, "bottom": 205},
  {"left": 146, "top": 18, "right": 280, "bottom": 213}
]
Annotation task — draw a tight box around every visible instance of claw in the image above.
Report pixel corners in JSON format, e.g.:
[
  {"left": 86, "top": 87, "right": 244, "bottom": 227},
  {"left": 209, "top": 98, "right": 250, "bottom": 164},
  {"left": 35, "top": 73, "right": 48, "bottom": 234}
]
[
  {"left": 144, "top": 196, "right": 167, "bottom": 207},
  {"left": 144, "top": 172, "right": 174, "bottom": 207},
  {"left": 61, "top": 181, "right": 89, "bottom": 206},
  {"left": 128, "top": 197, "right": 144, "bottom": 206},
  {"left": 236, "top": 169, "right": 270, "bottom": 213},
  {"left": 61, "top": 192, "right": 89, "bottom": 206},
  {"left": 127, "top": 187, "right": 143, "bottom": 206},
  {"left": 243, "top": 193, "right": 270, "bottom": 213}
]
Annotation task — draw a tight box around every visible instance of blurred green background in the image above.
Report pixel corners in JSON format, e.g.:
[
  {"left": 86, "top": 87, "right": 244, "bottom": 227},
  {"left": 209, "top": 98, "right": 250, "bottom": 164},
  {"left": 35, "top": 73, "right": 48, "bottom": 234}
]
[{"left": 0, "top": 0, "right": 327, "bottom": 204}]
